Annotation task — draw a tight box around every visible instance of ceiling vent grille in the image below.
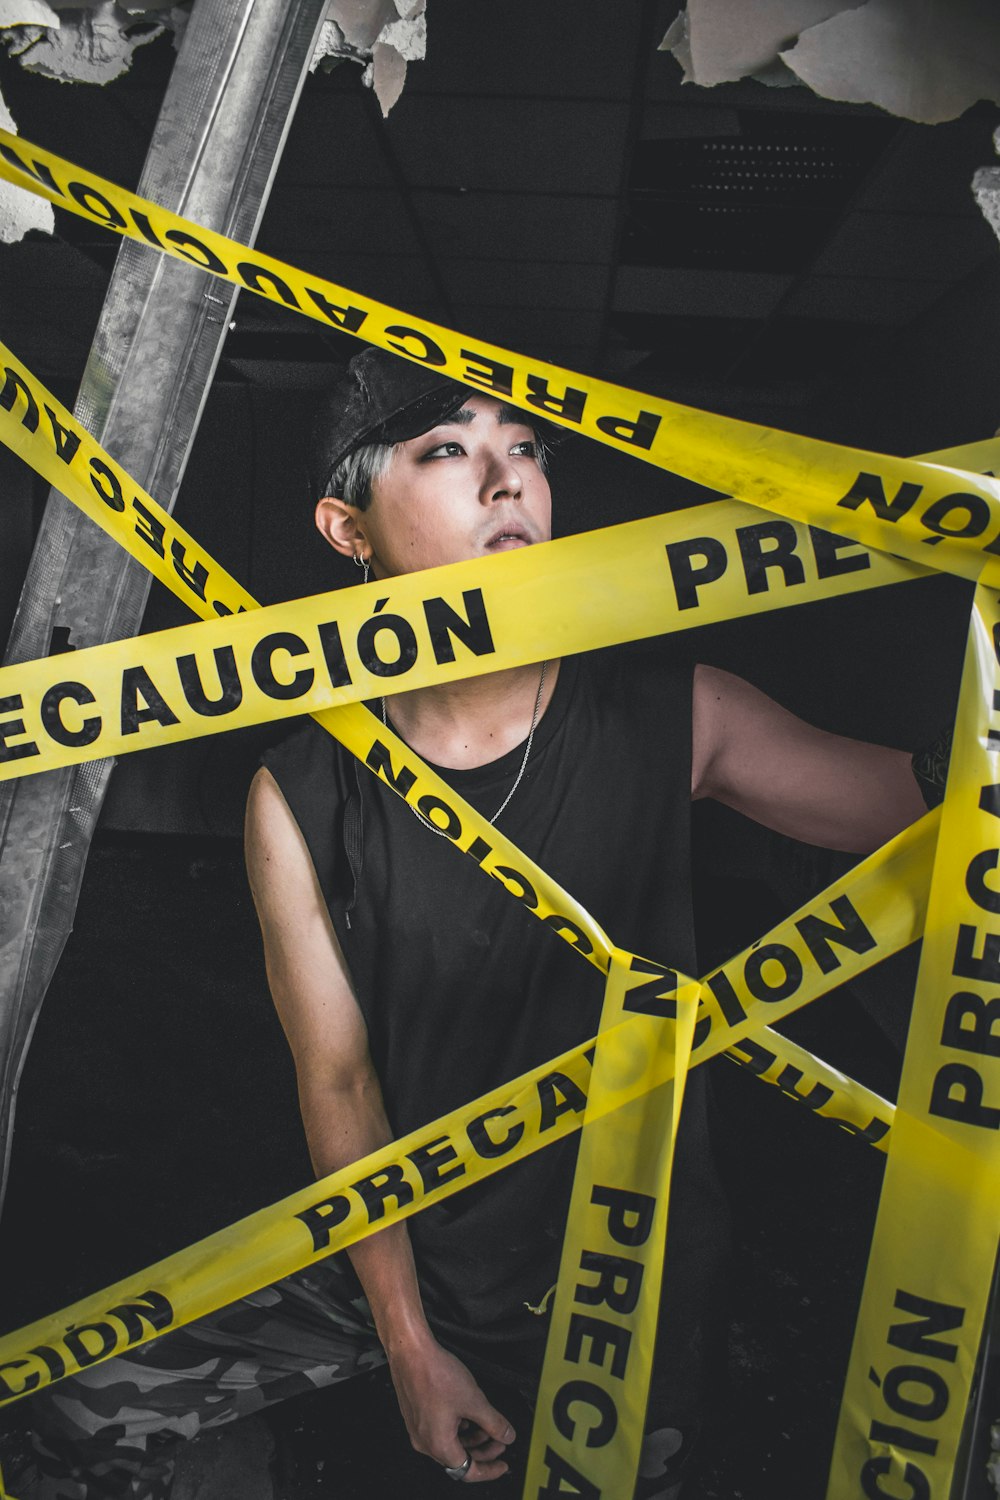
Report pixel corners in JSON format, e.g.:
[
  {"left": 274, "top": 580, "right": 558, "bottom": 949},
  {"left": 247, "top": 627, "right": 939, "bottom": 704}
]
[{"left": 625, "top": 113, "right": 896, "bottom": 273}]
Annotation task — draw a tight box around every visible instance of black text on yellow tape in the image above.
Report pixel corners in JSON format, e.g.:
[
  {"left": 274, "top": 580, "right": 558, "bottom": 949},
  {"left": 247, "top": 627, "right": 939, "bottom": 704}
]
[
  {"left": 725, "top": 1029, "right": 894, "bottom": 1152},
  {"left": 0, "top": 1042, "right": 597, "bottom": 1404},
  {"left": 828, "top": 588, "right": 1000, "bottom": 1498},
  {"left": 525, "top": 951, "right": 698, "bottom": 1499},
  {"left": 3, "top": 129, "right": 1000, "bottom": 587},
  {"left": 0, "top": 512, "right": 923, "bottom": 783},
  {"left": 0, "top": 814, "right": 932, "bottom": 1406}
]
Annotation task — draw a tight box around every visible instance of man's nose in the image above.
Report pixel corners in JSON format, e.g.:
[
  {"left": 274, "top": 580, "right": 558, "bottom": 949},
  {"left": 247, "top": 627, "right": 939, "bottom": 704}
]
[{"left": 482, "top": 453, "right": 523, "bottom": 502}]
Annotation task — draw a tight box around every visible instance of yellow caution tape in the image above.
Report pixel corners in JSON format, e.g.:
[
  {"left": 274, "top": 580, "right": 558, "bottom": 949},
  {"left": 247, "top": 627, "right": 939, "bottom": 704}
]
[
  {"left": 0, "top": 497, "right": 924, "bottom": 782},
  {"left": 828, "top": 585, "right": 1000, "bottom": 1498},
  {"left": 0, "top": 338, "right": 933, "bottom": 783},
  {"left": 724, "top": 1029, "right": 895, "bottom": 1152},
  {"left": 525, "top": 952, "right": 698, "bottom": 1500},
  {"left": 0, "top": 159, "right": 988, "bottom": 1483},
  {"left": 2, "top": 129, "right": 1000, "bottom": 587},
  {"left": 0, "top": 813, "right": 930, "bottom": 1406}
]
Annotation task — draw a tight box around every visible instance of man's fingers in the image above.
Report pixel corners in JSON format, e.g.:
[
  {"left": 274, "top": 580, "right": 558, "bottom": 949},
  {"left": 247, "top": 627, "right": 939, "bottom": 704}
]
[
  {"left": 466, "top": 1458, "right": 510, "bottom": 1483},
  {"left": 468, "top": 1400, "right": 516, "bottom": 1446},
  {"left": 440, "top": 1409, "right": 514, "bottom": 1482},
  {"left": 465, "top": 1437, "right": 505, "bottom": 1462},
  {"left": 459, "top": 1419, "right": 505, "bottom": 1454},
  {"left": 437, "top": 1434, "right": 509, "bottom": 1482}
]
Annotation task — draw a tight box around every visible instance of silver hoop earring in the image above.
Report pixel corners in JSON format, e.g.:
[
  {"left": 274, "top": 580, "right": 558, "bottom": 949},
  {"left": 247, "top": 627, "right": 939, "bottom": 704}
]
[{"left": 353, "top": 553, "right": 370, "bottom": 585}]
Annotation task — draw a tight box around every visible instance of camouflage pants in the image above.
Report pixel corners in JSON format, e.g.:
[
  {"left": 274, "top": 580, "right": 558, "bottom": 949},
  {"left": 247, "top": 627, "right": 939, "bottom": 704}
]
[
  {"left": 14, "top": 1257, "right": 383, "bottom": 1500},
  {"left": 10, "top": 1255, "right": 695, "bottom": 1500}
]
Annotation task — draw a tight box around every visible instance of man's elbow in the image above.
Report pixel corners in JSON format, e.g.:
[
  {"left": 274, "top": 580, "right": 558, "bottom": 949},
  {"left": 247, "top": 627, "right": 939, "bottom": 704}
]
[{"left": 837, "top": 749, "right": 928, "bottom": 855}]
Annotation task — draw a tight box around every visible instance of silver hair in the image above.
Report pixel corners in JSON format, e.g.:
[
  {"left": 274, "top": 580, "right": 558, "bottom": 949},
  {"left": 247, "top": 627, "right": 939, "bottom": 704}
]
[{"left": 327, "top": 441, "right": 397, "bottom": 512}]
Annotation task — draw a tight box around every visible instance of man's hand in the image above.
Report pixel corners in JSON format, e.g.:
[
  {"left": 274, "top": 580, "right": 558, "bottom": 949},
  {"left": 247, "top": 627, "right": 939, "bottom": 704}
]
[{"left": 387, "top": 1333, "right": 516, "bottom": 1481}]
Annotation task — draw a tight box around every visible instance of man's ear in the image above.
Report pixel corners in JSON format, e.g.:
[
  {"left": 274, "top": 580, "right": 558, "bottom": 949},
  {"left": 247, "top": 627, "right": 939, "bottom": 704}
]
[{"left": 315, "top": 496, "right": 369, "bottom": 562}]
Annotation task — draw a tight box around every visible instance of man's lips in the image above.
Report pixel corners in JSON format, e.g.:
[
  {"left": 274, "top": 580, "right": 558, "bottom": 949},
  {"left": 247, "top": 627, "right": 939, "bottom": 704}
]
[{"left": 484, "top": 524, "right": 533, "bottom": 548}]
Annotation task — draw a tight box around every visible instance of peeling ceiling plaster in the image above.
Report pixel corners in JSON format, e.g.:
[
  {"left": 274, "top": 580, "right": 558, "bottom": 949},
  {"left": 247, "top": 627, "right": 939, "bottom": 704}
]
[
  {"left": 10, "top": 1, "right": 165, "bottom": 84},
  {"left": 661, "top": 0, "right": 1000, "bottom": 123},
  {"left": 0, "top": 0, "right": 429, "bottom": 241},
  {"left": 0, "top": 85, "right": 53, "bottom": 241},
  {"left": 310, "top": 0, "right": 427, "bottom": 116}
]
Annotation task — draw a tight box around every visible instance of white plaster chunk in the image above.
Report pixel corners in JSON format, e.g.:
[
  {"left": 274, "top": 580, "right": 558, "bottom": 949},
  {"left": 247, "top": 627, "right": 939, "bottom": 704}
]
[
  {"left": 661, "top": 0, "right": 1000, "bottom": 120},
  {"left": 309, "top": 18, "right": 349, "bottom": 70},
  {"left": 0, "top": 0, "right": 59, "bottom": 26},
  {"left": 372, "top": 37, "right": 406, "bottom": 115},
  {"left": 166, "top": 3, "right": 188, "bottom": 49},
  {"left": 0, "top": 88, "right": 54, "bottom": 242},
  {"left": 379, "top": 10, "right": 424, "bottom": 64},
  {"left": 974, "top": 171, "right": 1000, "bottom": 244},
  {"left": 1, "top": 23, "right": 45, "bottom": 56},
  {"left": 659, "top": 12, "right": 693, "bottom": 80},
  {"left": 310, "top": 0, "right": 424, "bottom": 112},
  {"left": 661, "top": 0, "right": 862, "bottom": 88},
  {"left": 16, "top": 0, "right": 163, "bottom": 83},
  {"left": 783, "top": 0, "right": 1000, "bottom": 123},
  {"left": 328, "top": 0, "right": 398, "bottom": 53}
]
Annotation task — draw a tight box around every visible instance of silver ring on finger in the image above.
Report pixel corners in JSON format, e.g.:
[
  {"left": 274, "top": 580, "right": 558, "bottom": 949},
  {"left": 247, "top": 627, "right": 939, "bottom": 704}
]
[{"left": 443, "top": 1453, "right": 472, "bottom": 1481}]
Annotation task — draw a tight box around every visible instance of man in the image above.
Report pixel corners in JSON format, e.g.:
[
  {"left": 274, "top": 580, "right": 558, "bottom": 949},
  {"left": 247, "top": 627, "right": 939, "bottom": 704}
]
[
  {"left": 244, "top": 350, "right": 926, "bottom": 1489},
  {"left": 16, "top": 347, "right": 926, "bottom": 1499}
]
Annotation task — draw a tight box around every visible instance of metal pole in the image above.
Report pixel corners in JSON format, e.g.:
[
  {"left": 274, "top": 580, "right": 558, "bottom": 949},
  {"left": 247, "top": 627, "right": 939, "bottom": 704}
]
[{"left": 0, "top": 0, "right": 330, "bottom": 1214}]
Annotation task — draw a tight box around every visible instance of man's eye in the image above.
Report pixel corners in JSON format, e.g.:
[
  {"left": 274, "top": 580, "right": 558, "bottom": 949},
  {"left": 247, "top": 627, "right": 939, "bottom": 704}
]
[
  {"left": 511, "top": 439, "right": 537, "bottom": 457},
  {"left": 423, "top": 441, "right": 465, "bottom": 459}
]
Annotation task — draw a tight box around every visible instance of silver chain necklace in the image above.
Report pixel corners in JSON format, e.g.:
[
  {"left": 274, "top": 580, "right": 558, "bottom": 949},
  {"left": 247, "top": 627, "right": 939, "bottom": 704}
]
[{"left": 381, "top": 661, "right": 548, "bottom": 835}]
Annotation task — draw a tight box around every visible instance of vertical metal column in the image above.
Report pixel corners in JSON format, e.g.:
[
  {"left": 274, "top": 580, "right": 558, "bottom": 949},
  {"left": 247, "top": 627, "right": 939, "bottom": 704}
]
[{"left": 0, "top": 0, "right": 330, "bottom": 1212}]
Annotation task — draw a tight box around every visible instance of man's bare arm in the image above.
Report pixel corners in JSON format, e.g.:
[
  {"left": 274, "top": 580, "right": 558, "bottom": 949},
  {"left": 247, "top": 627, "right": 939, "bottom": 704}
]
[
  {"left": 691, "top": 665, "right": 927, "bottom": 853},
  {"left": 245, "top": 767, "right": 514, "bottom": 1481}
]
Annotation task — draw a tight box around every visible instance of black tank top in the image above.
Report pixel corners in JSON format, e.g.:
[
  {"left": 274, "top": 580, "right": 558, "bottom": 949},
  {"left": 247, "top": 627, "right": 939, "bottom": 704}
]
[{"left": 264, "top": 651, "right": 726, "bottom": 1385}]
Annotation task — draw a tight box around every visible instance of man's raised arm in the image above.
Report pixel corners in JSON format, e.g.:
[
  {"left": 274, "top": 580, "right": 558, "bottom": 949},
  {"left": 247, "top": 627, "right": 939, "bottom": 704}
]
[
  {"left": 691, "top": 664, "right": 928, "bottom": 853},
  {"left": 245, "top": 768, "right": 515, "bottom": 1482}
]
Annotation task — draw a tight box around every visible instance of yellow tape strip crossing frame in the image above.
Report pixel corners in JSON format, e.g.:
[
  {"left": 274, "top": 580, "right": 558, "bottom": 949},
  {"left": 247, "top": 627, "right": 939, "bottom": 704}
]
[
  {"left": 2, "top": 126, "right": 1000, "bottom": 591},
  {"left": 0, "top": 813, "right": 931, "bottom": 1399},
  {"left": 0, "top": 134, "right": 998, "bottom": 1497}
]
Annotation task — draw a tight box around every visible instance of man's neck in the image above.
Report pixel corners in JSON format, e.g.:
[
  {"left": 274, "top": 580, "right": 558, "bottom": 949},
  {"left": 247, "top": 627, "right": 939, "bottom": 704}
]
[{"left": 382, "top": 660, "right": 560, "bottom": 770}]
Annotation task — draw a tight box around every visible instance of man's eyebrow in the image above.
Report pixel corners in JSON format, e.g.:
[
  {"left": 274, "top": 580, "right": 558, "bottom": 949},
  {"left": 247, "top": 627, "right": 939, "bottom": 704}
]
[
  {"left": 435, "top": 403, "right": 532, "bottom": 429},
  {"left": 496, "top": 403, "right": 532, "bottom": 427}
]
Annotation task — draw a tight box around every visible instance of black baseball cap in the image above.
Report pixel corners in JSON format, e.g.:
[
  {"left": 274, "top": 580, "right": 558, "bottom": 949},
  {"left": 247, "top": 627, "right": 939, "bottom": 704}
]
[{"left": 310, "top": 346, "right": 469, "bottom": 501}]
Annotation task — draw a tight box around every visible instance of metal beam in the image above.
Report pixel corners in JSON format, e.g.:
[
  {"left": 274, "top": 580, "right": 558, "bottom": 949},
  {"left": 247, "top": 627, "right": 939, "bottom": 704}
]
[{"left": 0, "top": 0, "right": 329, "bottom": 1213}]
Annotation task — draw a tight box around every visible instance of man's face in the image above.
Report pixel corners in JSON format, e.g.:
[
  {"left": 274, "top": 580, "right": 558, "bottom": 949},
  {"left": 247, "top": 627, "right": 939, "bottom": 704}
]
[{"left": 355, "top": 393, "right": 552, "bottom": 579}]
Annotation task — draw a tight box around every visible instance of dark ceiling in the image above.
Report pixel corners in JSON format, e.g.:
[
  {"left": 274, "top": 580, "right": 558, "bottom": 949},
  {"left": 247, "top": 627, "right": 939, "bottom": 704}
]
[
  {"left": 0, "top": 0, "right": 997, "bottom": 836},
  {"left": 1, "top": 0, "right": 997, "bottom": 426}
]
